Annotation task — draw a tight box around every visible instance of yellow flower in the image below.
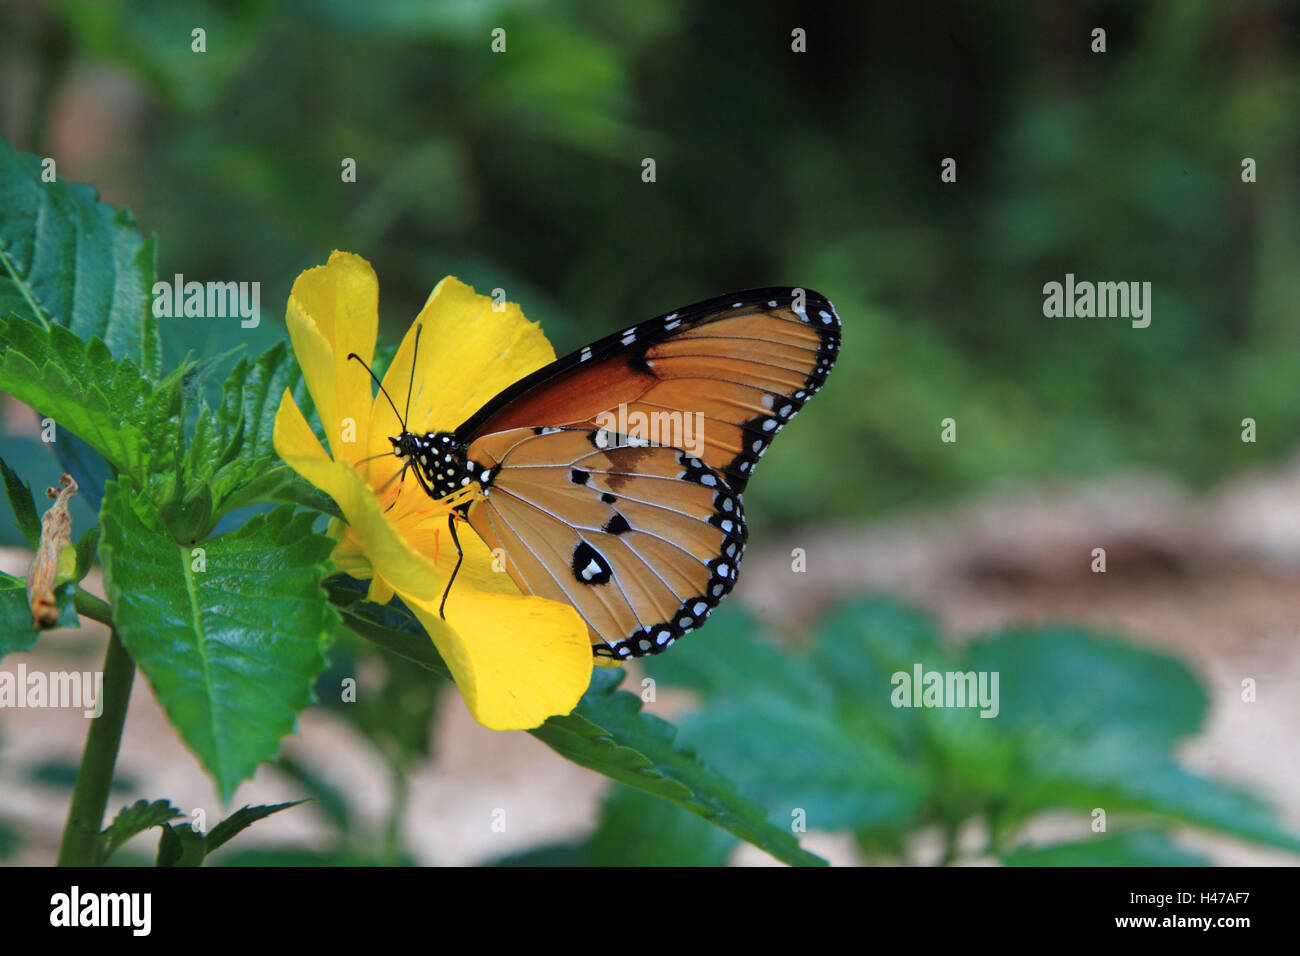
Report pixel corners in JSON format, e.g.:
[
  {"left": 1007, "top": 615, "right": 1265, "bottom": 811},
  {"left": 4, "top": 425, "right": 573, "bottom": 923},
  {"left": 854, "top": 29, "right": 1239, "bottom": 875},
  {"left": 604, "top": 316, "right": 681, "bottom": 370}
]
[{"left": 272, "top": 251, "right": 593, "bottom": 730}]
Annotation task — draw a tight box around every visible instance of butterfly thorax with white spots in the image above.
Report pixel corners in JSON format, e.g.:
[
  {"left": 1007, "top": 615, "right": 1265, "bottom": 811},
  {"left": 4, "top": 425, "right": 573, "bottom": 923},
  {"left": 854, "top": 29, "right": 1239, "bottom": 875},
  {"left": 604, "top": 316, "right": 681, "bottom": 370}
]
[{"left": 390, "top": 430, "right": 486, "bottom": 503}]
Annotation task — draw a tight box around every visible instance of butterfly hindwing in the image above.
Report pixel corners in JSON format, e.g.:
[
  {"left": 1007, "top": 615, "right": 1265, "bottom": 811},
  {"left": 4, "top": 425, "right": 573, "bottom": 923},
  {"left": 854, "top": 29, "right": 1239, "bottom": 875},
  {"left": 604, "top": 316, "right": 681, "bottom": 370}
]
[{"left": 464, "top": 426, "right": 746, "bottom": 658}]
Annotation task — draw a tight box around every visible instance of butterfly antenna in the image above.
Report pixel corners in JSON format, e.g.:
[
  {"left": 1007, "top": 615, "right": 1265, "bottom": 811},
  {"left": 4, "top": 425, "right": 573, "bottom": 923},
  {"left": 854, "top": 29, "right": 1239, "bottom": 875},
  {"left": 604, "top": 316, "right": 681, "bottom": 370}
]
[
  {"left": 346, "top": 352, "right": 406, "bottom": 428},
  {"left": 404, "top": 324, "right": 422, "bottom": 428}
]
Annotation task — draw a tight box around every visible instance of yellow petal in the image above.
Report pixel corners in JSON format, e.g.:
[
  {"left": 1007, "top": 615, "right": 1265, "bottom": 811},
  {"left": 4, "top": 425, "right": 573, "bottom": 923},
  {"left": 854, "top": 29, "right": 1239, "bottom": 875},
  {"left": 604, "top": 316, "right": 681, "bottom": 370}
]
[
  {"left": 272, "top": 387, "right": 331, "bottom": 466},
  {"left": 405, "top": 588, "right": 592, "bottom": 730},
  {"left": 368, "top": 277, "right": 557, "bottom": 460},
  {"left": 367, "top": 576, "right": 395, "bottom": 605},
  {"left": 276, "top": 433, "right": 448, "bottom": 605},
  {"left": 287, "top": 252, "right": 380, "bottom": 464},
  {"left": 275, "top": 257, "right": 595, "bottom": 732},
  {"left": 329, "top": 524, "right": 376, "bottom": 580},
  {"left": 390, "top": 504, "right": 521, "bottom": 597}
]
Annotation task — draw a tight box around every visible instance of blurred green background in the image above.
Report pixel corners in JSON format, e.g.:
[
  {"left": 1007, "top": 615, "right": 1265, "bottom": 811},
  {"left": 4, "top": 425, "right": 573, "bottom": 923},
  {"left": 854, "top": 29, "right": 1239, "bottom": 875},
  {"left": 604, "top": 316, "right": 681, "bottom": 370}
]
[
  {"left": 2, "top": 0, "right": 1299, "bottom": 867},
  {"left": 4, "top": 0, "right": 1297, "bottom": 534}
]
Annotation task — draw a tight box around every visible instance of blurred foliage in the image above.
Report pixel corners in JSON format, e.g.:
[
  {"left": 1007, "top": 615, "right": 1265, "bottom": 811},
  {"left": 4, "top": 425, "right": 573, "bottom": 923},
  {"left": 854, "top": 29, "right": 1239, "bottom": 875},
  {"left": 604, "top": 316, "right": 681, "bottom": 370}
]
[
  {"left": 2, "top": 0, "right": 1296, "bottom": 534},
  {"left": 637, "top": 598, "right": 1300, "bottom": 865},
  {"left": 236, "top": 596, "right": 1300, "bottom": 866},
  {"left": 491, "top": 784, "right": 739, "bottom": 867}
]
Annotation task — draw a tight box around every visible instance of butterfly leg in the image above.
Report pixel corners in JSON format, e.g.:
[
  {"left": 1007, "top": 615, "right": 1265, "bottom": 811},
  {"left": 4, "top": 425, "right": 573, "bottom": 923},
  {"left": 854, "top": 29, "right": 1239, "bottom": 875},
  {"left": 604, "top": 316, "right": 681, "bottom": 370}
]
[{"left": 439, "top": 512, "right": 464, "bottom": 618}]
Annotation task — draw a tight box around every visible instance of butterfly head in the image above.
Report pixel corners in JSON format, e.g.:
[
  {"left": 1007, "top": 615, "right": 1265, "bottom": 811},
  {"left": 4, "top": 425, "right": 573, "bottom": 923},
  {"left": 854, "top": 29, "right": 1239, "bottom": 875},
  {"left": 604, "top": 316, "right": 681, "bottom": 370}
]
[{"left": 389, "top": 431, "right": 423, "bottom": 461}]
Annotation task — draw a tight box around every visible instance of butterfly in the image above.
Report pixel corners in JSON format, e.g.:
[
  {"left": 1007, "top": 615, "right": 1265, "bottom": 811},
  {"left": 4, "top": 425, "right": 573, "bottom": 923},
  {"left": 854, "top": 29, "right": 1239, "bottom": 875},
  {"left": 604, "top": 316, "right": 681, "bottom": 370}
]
[{"left": 354, "top": 287, "right": 840, "bottom": 660}]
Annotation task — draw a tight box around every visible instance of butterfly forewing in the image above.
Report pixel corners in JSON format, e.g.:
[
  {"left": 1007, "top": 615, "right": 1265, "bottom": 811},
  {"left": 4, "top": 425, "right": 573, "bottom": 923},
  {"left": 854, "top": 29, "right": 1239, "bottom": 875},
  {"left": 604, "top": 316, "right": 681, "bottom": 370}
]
[{"left": 456, "top": 287, "right": 840, "bottom": 492}]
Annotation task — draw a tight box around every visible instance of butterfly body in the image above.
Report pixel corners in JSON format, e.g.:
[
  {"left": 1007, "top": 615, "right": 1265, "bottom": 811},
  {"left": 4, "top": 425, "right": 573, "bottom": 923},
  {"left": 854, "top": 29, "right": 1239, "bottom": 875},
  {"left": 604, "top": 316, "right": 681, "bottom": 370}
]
[
  {"left": 391, "top": 287, "right": 840, "bottom": 659},
  {"left": 391, "top": 430, "right": 483, "bottom": 502}
]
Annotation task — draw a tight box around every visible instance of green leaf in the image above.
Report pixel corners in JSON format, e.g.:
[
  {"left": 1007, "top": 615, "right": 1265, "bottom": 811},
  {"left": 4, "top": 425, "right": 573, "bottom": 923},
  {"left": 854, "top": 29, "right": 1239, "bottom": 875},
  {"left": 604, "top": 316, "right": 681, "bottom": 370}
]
[
  {"left": 0, "top": 570, "right": 76, "bottom": 660},
  {"left": 969, "top": 627, "right": 1207, "bottom": 746},
  {"left": 1, "top": 318, "right": 324, "bottom": 542},
  {"left": 98, "top": 799, "right": 183, "bottom": 865},
  {"left": 1009, "top": 732, "right": 1300, "bottom": 854},
  {"left": 963, "top": 629, "right": 1300, "bottom": 851},
  {"left": 666, "top": 697, "right": 926, "bottom": 834},
  {"left": 584, "top": 785, "right": 737, "bottom": 866},
  {"left": 73, "top": 526, "right": 100, "bottom": 582},
  {"left": 1001, "top": 830, "right": 1211, "bottom": 867},
  {"left": 99, "top": 478, "right": 337, "bottom": 801},
  {"left": 204, "top": 801, "right": 305, "bottom": 855},
  {"left": 99, "top": 799, "right": 305, "bottom": 865},
  {"left": 205, "top": 343, "right": 330, "bottom": 520},
  {"left": 649, "top": 598, "right": 1300, "bottom": 860},
  {"left": 156, "top": 823, "right": 206, "bottom": 866},
  {"left": 0, "top": 456, "right": 40, "bottom": 548},
  {"left": 175, "top": 341, "right": 331, "bottom": 532},
  {"left": 0, "top": 139, "right": 159, "bottom": 376},
  {"left": 644, "top": 605, "right": 829, "bottom": 708},
  {"left": 807, "top": 599, "right": 958, "bottom": 755},
  {"left": 0, "top": 313, "right": 184, "bottom": 483},
  {"left": 329, "top": 581, "right": 824, "bottom": 866},
  {"left": 228, "top": 342, "right": 316, "bottom": 463},
  {"left": 531, "top": 669, "right": 824, "bottom": 867},
  {"left": 0, "top": 571, "right": 42, "bottom": 658},
  {"left": 328, "top": 579, "right": 451, "bottom": 678},
  {"left": 52, "top": 430, "right": 113, "bottom": 512},
  {"left": 647, "top": 603, "right": 931, "bottom": 834}
]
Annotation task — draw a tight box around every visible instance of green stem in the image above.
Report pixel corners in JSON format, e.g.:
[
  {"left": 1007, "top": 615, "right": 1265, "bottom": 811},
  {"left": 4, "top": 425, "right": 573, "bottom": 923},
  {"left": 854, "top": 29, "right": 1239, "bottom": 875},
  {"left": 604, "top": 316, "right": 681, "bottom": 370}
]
[
  {"left": 56, "top": 593, "right": 134, "bottom": 866},
  {"left": 73, "top": 587, "right": 112, "bottom": 626}
]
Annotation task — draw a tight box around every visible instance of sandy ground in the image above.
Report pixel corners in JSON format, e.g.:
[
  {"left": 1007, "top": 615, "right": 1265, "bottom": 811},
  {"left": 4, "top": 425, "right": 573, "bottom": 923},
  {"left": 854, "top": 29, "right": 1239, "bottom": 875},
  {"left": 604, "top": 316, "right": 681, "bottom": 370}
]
[{"left": 2, "top": 460, "right": 1298, "bottom": 866}]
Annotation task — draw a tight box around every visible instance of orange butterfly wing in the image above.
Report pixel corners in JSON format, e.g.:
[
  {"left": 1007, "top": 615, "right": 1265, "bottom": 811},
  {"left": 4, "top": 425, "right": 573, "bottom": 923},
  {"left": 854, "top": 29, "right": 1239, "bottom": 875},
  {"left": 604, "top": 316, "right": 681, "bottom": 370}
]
[{"left": 456, "top": 288, "right": 840, "bottom": 658}]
